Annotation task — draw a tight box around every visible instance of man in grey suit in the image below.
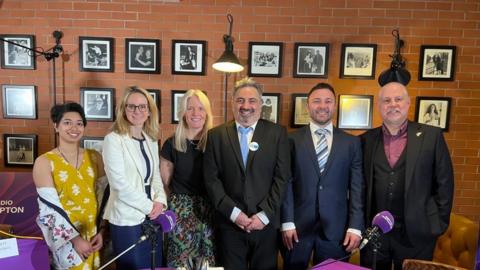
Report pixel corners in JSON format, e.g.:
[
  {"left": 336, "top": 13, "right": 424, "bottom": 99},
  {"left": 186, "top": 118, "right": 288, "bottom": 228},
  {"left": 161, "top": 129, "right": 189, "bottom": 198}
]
[
  {"left": 360, "top": 82, "right": 454, "bottom": 270},
  {"left": 281, "top": 83, "right": 364, "bottom": 269},
  {"left": 204, "top": 77, "right": 290, "bottom": 270}
]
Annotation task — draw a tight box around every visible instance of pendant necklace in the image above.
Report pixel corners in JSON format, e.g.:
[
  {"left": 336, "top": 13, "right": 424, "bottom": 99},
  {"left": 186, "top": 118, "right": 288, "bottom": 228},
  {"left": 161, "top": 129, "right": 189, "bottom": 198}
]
[{"left": 57, "top": 147, "right": 79, "bottom": 169}]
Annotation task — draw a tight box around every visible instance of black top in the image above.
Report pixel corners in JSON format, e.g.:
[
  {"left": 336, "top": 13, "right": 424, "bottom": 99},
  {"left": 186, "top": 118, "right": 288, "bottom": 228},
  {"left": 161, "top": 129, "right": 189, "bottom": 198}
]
[
  {"left": 133, "top": 137, "right": 152, "bottom": 199},
  {"left": 160, "top": 136, "right": 206, "bottom": 196}
]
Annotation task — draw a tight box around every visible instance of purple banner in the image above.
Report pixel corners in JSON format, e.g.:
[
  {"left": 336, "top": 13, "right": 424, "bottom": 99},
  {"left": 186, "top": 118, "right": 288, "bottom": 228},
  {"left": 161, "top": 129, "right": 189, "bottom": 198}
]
[
  {"left": 0, "top": 172, "right": 41, "bottom": 236},
  {"left": 0, "top": 239, "right": 49, "bottom": 269}
]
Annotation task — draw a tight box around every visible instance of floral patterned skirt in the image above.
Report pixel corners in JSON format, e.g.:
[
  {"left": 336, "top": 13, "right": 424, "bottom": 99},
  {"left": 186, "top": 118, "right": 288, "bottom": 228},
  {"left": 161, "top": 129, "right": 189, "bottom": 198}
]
[{"left": 166, "top": 193, "right": 216, "bottom": 268}]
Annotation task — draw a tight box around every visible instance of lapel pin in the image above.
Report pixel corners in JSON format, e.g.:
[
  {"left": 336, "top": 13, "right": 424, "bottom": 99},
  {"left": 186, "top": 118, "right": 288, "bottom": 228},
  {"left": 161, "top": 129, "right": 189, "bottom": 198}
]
[
  {"left": 249, "top": 142, "right": 259, "bottom": 151},
  {"left": 416, "top": 132, "right": 422, "bottom": 137}
]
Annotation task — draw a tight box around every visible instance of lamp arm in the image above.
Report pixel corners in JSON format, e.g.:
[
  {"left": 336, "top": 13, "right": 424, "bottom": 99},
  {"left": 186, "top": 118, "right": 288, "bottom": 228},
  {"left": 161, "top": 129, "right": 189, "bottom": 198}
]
[{"left": 0, "top": 37, "right": 60, "bottom": 61}]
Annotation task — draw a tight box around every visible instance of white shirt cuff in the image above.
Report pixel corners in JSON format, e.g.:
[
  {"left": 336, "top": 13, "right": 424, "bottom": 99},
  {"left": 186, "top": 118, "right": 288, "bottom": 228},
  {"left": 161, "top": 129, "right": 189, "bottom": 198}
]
[
  {"left": 347, "top": 228, "right": 362, "bottom": 238},
  {"left": 230, "top": 207, "right": 241, "bottom": 223},
  {"left": 281, "top": 222, "right": 296, "bottom": 231},
  {"left": 256, "top": 211, "right": 269, "bottom": 225}
]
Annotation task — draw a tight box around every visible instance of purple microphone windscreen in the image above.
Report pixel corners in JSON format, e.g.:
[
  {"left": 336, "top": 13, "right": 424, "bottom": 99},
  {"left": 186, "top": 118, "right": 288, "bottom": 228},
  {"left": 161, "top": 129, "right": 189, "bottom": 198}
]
[
  {"left": 154, "top": 210, "right": 176, "bottom": 232},
  {"left": 372, "top": 211, "right": 394, "bottom": 234}
]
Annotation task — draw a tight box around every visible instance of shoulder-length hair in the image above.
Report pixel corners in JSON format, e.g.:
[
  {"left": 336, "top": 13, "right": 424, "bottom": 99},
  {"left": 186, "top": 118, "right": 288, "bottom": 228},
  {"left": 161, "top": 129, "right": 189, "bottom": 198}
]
[
  {"left": 111, "top": 86, "right": 159, "bottom": 140},
  {"left": 174, "top": 89, "right": 213, "bottom": 152}
]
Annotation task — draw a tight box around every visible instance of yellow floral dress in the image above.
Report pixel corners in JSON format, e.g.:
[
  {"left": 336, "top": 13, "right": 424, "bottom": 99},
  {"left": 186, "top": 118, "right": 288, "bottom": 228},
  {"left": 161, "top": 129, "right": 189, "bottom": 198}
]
[{"left": 45, "top": 149, "right": 101, "bottom": 270}]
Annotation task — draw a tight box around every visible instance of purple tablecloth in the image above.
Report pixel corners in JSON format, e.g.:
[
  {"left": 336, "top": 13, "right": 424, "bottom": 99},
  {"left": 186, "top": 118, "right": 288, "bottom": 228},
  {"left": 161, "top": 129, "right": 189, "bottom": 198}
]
[
  {"left": 311, "top": 258, "right": 370, "bottom": 270},
  {"left": 0, "top": 239, "right": 49, "bottom": 270}
]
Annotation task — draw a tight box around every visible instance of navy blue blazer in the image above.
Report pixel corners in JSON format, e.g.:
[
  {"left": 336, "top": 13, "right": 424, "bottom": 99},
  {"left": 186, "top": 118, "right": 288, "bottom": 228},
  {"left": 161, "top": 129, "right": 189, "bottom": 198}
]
[{"left": 281, "top": 125, "right": 364, "bottom": 241}]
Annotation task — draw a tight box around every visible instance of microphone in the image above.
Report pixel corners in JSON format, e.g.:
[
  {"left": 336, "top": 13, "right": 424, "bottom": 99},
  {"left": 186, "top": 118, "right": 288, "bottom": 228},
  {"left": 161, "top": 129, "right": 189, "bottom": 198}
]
[
  {"left": 359, "top": 211, "right": 394, "bottom": 250},
  {"left": 151, "top": 210, "right": 176, "bottom": 232}
]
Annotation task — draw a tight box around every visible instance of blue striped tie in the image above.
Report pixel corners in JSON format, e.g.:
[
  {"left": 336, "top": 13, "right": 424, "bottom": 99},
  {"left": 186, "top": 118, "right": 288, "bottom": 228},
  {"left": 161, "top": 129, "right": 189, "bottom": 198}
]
[
  {"left": 315, "top": 129, "right": 329, "bottom": 173},
  {"left": 238, "top": 126, "right": 251, "bottom": 166}
]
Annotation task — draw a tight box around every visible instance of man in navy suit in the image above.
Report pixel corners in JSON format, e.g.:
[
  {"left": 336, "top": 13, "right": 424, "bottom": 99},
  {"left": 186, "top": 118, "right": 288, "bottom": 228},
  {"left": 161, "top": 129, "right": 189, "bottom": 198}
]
[
  {"left": 360, "top": 82, "right": 454, "bottom": 270},
  {"left": 204, "top": 77, "right": 290, "bottom": 270},
  {"left": 281, "top": 83, "right": 364, "bottom": 269}
]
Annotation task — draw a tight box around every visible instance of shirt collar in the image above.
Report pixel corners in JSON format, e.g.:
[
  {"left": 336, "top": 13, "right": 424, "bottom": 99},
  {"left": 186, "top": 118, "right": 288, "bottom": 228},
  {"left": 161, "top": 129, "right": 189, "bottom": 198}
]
[
  {"left": 382, "top": 120, "right": 408, "bottom": 137},
  {"left": 236, "top": 121, "right": 258, "bottom": 132},
  {"left": 310, "top": 121, "right": 333, "bottom": 135}
]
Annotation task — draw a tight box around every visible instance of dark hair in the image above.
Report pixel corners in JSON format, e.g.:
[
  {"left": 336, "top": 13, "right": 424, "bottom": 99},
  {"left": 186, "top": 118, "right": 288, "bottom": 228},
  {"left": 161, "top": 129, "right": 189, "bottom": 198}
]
[
  {"left": 50, "top": 102, "right": 87, "bottom": 126},
  {"left": 307, "top": 82, "right": 336, "bottom": 99}
]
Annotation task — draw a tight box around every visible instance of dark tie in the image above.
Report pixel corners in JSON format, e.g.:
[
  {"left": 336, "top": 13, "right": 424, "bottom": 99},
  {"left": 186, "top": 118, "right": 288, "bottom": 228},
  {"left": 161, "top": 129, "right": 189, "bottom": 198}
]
[
  {"left": 238, "top": 126, "right": 251, "bottom": 166},
  {"left": 315, "top": 128, "right": 329, "bottom": 173}
]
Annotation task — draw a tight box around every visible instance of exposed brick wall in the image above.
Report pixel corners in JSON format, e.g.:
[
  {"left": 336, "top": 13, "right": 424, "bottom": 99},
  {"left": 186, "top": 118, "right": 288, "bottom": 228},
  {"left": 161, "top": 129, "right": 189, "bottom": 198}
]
[{"left": 0, "top": 0, "right": 479, "bottom": 221}]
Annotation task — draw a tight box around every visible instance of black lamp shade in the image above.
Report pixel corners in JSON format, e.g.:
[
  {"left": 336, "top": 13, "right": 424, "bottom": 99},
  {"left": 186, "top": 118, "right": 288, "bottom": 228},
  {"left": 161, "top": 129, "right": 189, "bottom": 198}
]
[
  {"left": 212, "top": 49, "right": 244, "bottom": 73},
  {"left": 378, "top": 67, "right": 411, "bottom": 86}
]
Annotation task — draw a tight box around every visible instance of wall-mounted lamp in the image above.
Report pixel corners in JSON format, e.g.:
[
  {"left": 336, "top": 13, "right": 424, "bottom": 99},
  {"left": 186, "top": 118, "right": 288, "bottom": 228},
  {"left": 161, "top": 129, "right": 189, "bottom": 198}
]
[
  {"left": 378, "top": 29, "right": 411, "bottom": 86},
  {"left": 212, "top": 14, "right": 244, "bottom": 73}
]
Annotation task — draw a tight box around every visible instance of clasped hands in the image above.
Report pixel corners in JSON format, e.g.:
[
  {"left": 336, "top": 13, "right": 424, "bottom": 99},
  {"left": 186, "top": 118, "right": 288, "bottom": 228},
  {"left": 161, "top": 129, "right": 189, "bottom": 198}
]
[
  {"left": 72, "top": 233, "right": 103, "bottom": 261},
  {"left": 235, "top": 212, "right": 266, "bottom": 232}
]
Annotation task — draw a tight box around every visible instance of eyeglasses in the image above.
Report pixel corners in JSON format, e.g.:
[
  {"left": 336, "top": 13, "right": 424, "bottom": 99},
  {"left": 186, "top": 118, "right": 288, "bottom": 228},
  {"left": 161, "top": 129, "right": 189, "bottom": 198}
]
[{"left": 125, "top": 104, "right": 148, "bottom": 112}]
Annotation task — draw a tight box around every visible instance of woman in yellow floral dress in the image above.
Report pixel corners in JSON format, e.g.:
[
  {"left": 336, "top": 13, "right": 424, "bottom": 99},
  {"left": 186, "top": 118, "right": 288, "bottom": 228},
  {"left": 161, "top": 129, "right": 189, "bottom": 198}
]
[{"left": 33, "top": 102, "right": 105, "bottom": 270}]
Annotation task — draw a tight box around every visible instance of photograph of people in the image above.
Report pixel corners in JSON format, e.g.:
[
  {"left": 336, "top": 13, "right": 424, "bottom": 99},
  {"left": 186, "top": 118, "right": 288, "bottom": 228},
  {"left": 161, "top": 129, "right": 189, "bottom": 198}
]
[
  {"left": 87, "top": 95, "right": 108, "bottom": 116},
  {"left": 102, "top": 86, "right": 167, "bottom": 269},
  {"left": 160, "top": 89, "right": 216, "bottom": 267},
  {"left": 180, "top": 45, "right": 197, "bottom": 70},
  {"left": 7, "top": 39, "right": 30, "bottom": 66},
  {"left": 85, "top": 44, "right": 107, "bottom": 67},
  {"left": 423, "top": 103, "right": 441, "bottom": 127},
  {"left": 33, "top": 102, "right": 106, "bottom": 270},
  {"left": 261, "top": 97, "right": 274, "bottom": 122},
  {"left": 131, "top": 45, "right": 153, "bottom": 68}
]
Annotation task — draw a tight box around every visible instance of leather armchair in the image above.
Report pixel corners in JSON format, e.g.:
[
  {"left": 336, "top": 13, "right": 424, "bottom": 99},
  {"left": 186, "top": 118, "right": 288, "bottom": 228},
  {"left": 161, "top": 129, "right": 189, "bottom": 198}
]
[
  {"left": 434, "top": 213, "right": 479, "bottom": 270},
  {"left": 403, "top": 259, "right": 467, "bottom": 270}
]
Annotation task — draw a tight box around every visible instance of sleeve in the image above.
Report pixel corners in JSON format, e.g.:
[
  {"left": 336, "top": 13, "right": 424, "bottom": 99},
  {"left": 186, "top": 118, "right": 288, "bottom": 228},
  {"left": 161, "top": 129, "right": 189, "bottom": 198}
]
[
  {"left": 160, "top": 137, "right": 175, "bottom": 162},
  {"left": 36, "top": 187, "right": 83, "bottom": 268},
  {"left": 102, "top": 133, "right": 153, "bottom": 215},
  {"left": 433, "top": 130, "right": 454, "bottom": 233},
  {"left": 348, "top": 136, "right": 365, "bottom": 232},
  {"left": 258, "top": 126, "right": 291, "bottom": 221},
  {"left": 281, "top": 134, "right": 296, "bottom": 224},
  {"left": 151, "top": 138, "right": 168, "bottom": 207},
  {"left": 203, "top": 129, "right": 238, "bottom": 220}
]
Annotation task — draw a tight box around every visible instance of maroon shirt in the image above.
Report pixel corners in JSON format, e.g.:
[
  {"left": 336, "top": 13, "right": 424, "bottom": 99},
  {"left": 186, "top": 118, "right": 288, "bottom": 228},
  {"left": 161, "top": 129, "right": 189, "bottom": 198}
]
[{"left": 382, "top": 121, "right": 408, "bottom": 168}]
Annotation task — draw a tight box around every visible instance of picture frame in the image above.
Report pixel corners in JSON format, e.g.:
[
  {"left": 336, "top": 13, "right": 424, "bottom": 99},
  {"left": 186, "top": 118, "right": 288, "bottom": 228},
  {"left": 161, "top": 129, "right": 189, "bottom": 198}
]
[
  {"left": 261, "top": 93, "right": 281, "bottom": 124},
  {"left": 418, "top": 45, "right": 456, "bottom": 81},
  {"left": 337, "top": 95, "right": 373, "bottom": 130},
  {"left": 171, "top": 90, "right": 187, "bottom": 124},
  {"left": 80, "top": 87, "right": 115, "bottom": 121},
  {"left": 0, "top": 34, "right": 36, "bottom": 70},
  {"left": 80, "top": 136, "right": 104, "bottom": 153},
  {"left": 2, "top": 84, "right": 37, "bottom": 119},
  {"left": 171, "top": 40, "right": 206, "bottom": 75},
  {"left": 415, "top": 96, "right": 452, "bottom": 131},
  {"left": 125, "top": 38, "right": 160, "bottom": 74},
  {"left": 79, "top": 36, "right": 114, "bottom": 72},
  {"left": 147, "top": 89, "right": 161, "bottom": 122},
  {"left": 293, "top": 43, "right": 329, "bottom": 78},
  {"left": 339, "top": 43, "right": 377, "bottom": 79},
  {"left": 248, "top": 42, "right": 283, "bottom": 77},
  {"left": 3, "top": 134, "right": 37, "bottom": 166},
  {"left": 291, "top": 93, "right": 310, "bottom": 128}
]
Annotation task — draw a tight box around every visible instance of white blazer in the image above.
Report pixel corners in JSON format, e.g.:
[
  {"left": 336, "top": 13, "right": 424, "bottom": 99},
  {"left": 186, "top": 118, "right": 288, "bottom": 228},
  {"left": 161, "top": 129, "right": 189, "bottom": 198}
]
[{"left": 102, "top": 131, "right": 167, "bottom": 226}]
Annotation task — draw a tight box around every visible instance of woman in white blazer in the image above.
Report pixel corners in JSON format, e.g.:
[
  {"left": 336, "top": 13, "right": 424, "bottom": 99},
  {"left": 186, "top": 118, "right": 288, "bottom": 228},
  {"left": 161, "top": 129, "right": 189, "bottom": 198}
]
[{"left": 102, "top": 86, "right": 167, "bottom": 269}]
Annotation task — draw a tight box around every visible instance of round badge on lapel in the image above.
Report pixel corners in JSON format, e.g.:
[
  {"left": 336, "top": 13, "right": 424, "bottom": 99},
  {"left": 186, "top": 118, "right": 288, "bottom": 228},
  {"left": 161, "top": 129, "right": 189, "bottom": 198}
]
[{"left": 249, "top": 142, "right": 259, "bottom": 151}]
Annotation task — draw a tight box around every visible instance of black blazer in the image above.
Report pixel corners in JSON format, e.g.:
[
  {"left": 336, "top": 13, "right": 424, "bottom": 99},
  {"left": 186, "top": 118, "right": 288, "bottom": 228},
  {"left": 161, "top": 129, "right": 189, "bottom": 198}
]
[
  {"left": 361, "top": 121, "right": 454, "bottom": 244},
  {"left": 203, "top": 119, "right": 291, "bottom": 227},
  {"left": 282, "top": 125, "right": 364, "bottom": 241}
]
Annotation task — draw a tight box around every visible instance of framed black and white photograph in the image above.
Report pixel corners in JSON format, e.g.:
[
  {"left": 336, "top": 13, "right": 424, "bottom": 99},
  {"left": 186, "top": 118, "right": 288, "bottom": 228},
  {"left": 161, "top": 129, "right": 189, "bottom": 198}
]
[
  {"left": 147, "top": 89, "right": 161, "bottom": 122},
  {"left": 291, "top": 93, "right": 310, "bottom": 128},
  {"left": 415, "top": 96, "right": 451, "bottom": 131},
  {"left": 293, "top": 43, "right": 329, "bottom": 78},
  {"left": 3, "top": 134, "right": 37, "bottom": 166},
  {"left": 0, "top": 34, "right": 35, "bottom": 70},
  {"left": 2, "top": 84, "right": 37, "bottom": 119},
  {"left": 171, "top": 40, "right": 206, "bottom": 75},
  {"left": 340, "top": 43, "right": 377, "bottom": 79},
  {"left": 125, "top": 38, "right": 160, "bottom": 74},
  {"left": 80, "top": 136, "right": 104, "bottom": 153},
  {"left": 80, "top": 87, "right": 115, "bottom": 121},
  {"left": 261, "top": 93, "right": 281, "bottom": 124},
  {"left": 171, "top": 90, "right": 187, "bottom": 124},
  {"left": 248, "top": 42, "right": 283, "bottom": 77},
  {"left": 337, "top": 95, "right": 373, "bottom": 130},
  {"left": 79, "top": 36, "right": 114, "bottom": 72},
  {"left": 418, "top": 45, "right": 456, "bottom": 81}
]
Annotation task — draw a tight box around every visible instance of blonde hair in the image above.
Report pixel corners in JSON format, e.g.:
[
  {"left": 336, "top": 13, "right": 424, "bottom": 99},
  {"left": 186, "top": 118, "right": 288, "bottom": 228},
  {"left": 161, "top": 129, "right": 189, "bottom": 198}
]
[
  {"left": 174, "top": 89, "right": 213, "bottom": 152},
  {"left": 111, "top": 86, "right": 159, "bottom": 140}
]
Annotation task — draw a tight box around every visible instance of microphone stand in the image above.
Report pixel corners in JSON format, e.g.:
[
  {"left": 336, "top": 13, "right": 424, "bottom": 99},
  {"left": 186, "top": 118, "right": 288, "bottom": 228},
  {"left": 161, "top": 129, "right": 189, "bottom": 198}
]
[{"left": 97, "top": 221, "right": 161, "bottom": 270}]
